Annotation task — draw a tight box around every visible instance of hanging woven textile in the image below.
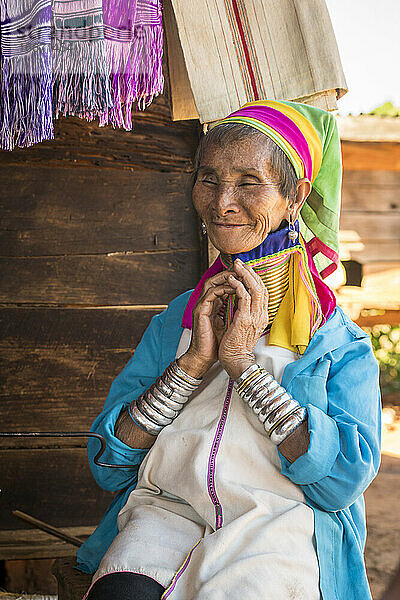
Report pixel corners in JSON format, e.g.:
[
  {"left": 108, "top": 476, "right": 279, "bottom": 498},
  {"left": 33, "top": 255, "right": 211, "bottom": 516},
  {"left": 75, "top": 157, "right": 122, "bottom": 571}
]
[
  {"left": 0, "top": 0, "right": 164, "bottom": 150},
  {"left": 53, "top": 0, "right": 164, "bottom": 127},
  {"left": 166, "top": 0, "right": 347, "bottom": 122},
  {"left": 0, "top": 0, "right": 53, "bottom": 150}
]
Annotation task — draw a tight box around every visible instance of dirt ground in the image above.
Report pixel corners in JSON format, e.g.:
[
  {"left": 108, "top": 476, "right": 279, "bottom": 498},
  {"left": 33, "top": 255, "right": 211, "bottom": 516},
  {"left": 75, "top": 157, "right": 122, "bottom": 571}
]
[{"left": 364, "top": 408, "right": 400, "bottom": 599}]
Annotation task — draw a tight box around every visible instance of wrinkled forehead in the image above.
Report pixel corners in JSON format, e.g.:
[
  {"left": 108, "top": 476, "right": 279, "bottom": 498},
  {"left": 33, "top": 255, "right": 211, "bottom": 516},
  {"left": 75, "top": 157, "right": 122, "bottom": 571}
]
[{"left": 198, "top": 135, "right": 275, "bottom": 176}]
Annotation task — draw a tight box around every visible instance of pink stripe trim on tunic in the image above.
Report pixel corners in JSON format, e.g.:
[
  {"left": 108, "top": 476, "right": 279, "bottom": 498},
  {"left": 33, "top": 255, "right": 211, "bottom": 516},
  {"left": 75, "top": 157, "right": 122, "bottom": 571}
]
[
  {"left": 207, "top": 377, "right": 234, "bottom": 530},
  {"left": 161, "top": 540, "right": 201, "bottom": 598}
]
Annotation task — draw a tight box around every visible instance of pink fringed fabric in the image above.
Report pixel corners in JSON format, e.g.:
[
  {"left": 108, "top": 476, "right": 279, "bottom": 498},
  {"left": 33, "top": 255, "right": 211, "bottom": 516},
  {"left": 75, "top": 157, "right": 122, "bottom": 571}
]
[
  {"left": 99, "top": 0, "right": 164, "bottom": 129},
  {"left": 53, "top": 0, "right": 164, "bottom": 127}
]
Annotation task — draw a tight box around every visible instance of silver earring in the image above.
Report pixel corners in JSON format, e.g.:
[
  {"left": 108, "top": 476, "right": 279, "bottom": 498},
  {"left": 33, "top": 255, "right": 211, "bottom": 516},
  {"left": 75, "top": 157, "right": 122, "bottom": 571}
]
[
  {"left": 288, "top": 214, "right": 298, "bottom": 242},
  {"left": 201, "top": 222, "right": 207, "bottom": 235}
]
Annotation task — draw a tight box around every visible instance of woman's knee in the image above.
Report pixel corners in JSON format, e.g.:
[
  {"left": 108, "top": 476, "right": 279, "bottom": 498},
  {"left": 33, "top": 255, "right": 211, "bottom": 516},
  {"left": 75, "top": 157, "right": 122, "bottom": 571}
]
[{"left": 86, "top": 572, "right": 165, "bottom": 600}]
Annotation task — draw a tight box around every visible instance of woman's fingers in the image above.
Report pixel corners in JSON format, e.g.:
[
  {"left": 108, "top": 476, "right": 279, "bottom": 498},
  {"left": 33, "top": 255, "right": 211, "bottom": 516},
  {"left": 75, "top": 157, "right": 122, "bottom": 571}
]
[
  {"left": 194, "top": 282, "right": 235, "bottom": 317},
  {"left": 227, "top": 275, "right": 251, "bottom": 321},
  {"left": 201, "top": 271, "right": 236, "bottom": 295},
  {"left": 232, "top": 260, "right": 267, "bottom": 308},
  {"left": 196, "top": 261, "right": 267, "bottom": 325}
]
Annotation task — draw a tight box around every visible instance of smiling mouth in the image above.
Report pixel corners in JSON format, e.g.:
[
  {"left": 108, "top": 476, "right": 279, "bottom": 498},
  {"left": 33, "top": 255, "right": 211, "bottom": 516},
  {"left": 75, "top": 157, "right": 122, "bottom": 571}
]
[{"left": 212, "top": 223, "right": 248, "bottom": 228}]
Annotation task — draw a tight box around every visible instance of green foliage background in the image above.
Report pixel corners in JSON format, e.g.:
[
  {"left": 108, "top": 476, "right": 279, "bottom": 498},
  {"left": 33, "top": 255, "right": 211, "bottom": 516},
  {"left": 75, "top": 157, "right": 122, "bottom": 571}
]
[{"left": 364, "top": 325, "right": 400, "bottom": 401}]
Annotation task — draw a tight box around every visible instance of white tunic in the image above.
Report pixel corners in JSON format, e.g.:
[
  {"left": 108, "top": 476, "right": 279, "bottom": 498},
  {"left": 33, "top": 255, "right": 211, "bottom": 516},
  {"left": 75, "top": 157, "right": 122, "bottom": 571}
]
[{"left": 92, "top": 331, "right": 321, "bottom": 599}]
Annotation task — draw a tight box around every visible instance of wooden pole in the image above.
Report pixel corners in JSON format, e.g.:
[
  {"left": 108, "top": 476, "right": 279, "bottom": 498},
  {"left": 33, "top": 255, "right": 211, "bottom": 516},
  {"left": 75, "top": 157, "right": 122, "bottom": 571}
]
[{"left": 12, "top": 510, "right": 84, "bottom": 548}]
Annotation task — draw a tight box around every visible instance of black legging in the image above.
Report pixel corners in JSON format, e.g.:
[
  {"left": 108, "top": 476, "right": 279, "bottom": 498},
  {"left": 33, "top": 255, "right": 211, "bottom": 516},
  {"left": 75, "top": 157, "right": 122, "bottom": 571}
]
[{"left": 86, "top": 572, "right": 165, "bottom": 600}]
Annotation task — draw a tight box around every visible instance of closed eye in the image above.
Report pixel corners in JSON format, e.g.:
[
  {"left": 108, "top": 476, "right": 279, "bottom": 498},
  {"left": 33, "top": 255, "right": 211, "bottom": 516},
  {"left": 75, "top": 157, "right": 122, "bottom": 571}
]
[{"left": 239, "top": 182, "right": 261, "bottom": 187}]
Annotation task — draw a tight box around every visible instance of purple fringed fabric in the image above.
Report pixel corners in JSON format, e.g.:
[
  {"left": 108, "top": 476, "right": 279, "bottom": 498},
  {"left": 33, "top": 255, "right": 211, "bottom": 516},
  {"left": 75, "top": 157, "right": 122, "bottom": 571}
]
[
  {"left": 0, "top": 0, "right": 53, "bottom": 150},
  {"left": 99, "top": 0, "right": 164, "bottom": 129}
]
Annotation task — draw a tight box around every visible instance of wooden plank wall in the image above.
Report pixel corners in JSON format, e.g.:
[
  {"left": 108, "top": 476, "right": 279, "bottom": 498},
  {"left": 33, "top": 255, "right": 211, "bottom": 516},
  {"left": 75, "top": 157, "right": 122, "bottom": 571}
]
[
  {"left": 341, "top": 144, "right": 400, "bottom": 267},
  {"left": 0, "top": 89, "right": 202, "bottom": 555}
]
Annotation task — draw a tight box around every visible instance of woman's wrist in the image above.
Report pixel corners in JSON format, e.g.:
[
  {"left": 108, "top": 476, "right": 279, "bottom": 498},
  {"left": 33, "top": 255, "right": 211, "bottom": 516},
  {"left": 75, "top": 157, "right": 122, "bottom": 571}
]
[
  {"left": 277, "top": 419, "right": 310, "bottom": 463},
  {"left": 222, "top": 355, "right": 256, "bottom": 381},
  {"left": 115, "top": 408, "right": 157, "bottom": 449},
  {"left": 177, "top": 351, "right": 213, "bottom": 379}
]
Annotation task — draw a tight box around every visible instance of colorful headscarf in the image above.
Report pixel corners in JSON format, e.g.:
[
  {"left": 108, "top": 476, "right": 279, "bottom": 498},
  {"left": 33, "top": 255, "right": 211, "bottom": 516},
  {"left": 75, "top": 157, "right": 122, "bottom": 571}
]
[{"left": 182, "top": 100, "right": 341, "bottom": 353}]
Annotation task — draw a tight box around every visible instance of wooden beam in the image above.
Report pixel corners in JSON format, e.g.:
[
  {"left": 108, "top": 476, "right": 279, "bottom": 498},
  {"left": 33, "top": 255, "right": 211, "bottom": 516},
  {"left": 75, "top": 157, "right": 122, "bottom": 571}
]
[
  {"left": 0, "top": 448, "right": 113, "bottom": 531},
  {"left": 164, "top": 0, "right": 198, "bottom": 121},
  {"left": 0, "top": 250, "right": 200, "bottom": 305},
  {"left": 355, "top": 310, "right": 400, "bottom": 327},
  {"left": 340, "top": 213, "right": 400, "bottom": 240},
  {"left": 0, "top": 527, "right": 94, "bottom": 560},
  {"left": 342, "top": 141, "right": 400, "bottom": 171},
  {"left": 338, "top": 240, "right": 400, "bottom": 263},
  {"left": 342, "top": 170, "right": 400, "bottom": 212},
  {"left": 337, "top": 115, "right": 400, "bottom": 142},
  {"left": 12, "top": 511, "right": 84, "bottom": 547},
  {"left": 0, "top": 168, "right": 198, "bottom": 256},
  {"left": 0, "top": 307, "right": 161, "bottom": 444}
]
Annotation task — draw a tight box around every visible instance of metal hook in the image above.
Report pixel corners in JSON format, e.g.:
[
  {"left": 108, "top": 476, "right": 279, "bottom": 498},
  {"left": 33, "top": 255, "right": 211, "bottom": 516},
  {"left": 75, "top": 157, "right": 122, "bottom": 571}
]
[{"left": 0, "top": 431, "right": 137, "bottom": 468}]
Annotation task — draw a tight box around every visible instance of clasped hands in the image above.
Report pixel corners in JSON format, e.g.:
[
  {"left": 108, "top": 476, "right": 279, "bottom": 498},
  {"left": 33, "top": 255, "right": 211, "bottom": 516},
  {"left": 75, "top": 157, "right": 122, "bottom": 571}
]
[{"left": 178, "top": 259, "right": 269, "bottom": 381}]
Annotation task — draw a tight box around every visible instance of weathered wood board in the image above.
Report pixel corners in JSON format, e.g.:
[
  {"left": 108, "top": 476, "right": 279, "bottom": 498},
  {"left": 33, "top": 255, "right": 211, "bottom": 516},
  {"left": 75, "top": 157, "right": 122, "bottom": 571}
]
[
  {"left": 0, "top": 448, "right": 114, "bottom": 531},
  {"left": 0, "top": 308, "right": 163, "bottom": 445},
  {"left": 0, "top": 527, "right": 93, "bottom": 560},
  {"left": 0, "top": 250, "right": 199, "bottom": 305},
  {"left": 342, "top": 170, "right": 400, "bottom": 212},
  {"left": 0, "top": 168, "right": 197, "bottom": 256},
  {"left": 340, "top": 169, "right": 400, "bottom": 265},
  {"left": 342, "top": 141, "right": 400, "bottom": 171}
]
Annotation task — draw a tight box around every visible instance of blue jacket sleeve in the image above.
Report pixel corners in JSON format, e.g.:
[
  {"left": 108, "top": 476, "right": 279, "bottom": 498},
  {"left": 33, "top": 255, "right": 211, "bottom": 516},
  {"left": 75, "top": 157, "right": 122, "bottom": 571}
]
[
  {"left": 278, "top": 333, "right": 381, "bottom": 512},
  {"left": 87, "top": 309, "right": 166, "bottom": 492}
]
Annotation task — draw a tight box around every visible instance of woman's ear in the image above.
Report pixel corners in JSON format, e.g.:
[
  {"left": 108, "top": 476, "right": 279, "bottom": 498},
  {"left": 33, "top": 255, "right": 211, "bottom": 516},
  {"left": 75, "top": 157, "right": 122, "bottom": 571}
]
[{"left": 290, "top": 178, "right": 311, "bottom": 220}]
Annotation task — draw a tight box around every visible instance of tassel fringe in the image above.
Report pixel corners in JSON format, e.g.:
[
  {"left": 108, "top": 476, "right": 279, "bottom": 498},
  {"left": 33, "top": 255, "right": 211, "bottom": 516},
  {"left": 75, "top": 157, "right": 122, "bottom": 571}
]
[
  {"left": 52, "top": 38, "right": 113, "bottom": 120},
  {"left": 0, "top": 0, "right": 53, "bottom": 149},
  {"left": 0, "top": 46, "right": 53, "bottom": 150},
  {"left": 99, "top": 23, "right": 164, "bottom": 130}
]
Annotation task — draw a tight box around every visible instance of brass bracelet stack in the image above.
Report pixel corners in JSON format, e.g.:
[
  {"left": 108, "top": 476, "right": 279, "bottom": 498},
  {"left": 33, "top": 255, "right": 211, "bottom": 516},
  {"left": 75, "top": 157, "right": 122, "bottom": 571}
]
[
  {"left": 128, "top": 360, "right": 202, "bottom": 436},
  {"left": 235, "top": 364, "right": 306, "bottom": 445}
]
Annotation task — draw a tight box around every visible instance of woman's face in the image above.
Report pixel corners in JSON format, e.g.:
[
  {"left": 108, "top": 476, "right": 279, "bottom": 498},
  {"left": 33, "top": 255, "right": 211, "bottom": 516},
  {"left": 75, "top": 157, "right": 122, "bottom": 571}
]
[{"left": 192, "top": 136, "right": 307, "bottom": 255}]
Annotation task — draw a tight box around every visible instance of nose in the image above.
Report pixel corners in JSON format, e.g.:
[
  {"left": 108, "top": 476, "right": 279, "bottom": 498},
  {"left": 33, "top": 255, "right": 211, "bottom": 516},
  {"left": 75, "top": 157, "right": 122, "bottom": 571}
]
[{"left": 213, "top": 183, "right": 240, "bottom": 216}]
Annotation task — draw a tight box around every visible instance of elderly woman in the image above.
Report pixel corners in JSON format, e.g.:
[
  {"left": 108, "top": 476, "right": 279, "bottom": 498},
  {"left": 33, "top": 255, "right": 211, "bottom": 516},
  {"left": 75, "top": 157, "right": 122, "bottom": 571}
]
[{"left": 78, "top": 100, "right": 381, "bottom": 600}]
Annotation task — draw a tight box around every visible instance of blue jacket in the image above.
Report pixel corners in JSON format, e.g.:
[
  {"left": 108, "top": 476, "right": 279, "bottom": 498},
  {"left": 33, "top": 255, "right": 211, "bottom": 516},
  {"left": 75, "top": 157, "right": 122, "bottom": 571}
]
[{"left": 77, "top": 290, "right": 381, "bottom": 600}]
